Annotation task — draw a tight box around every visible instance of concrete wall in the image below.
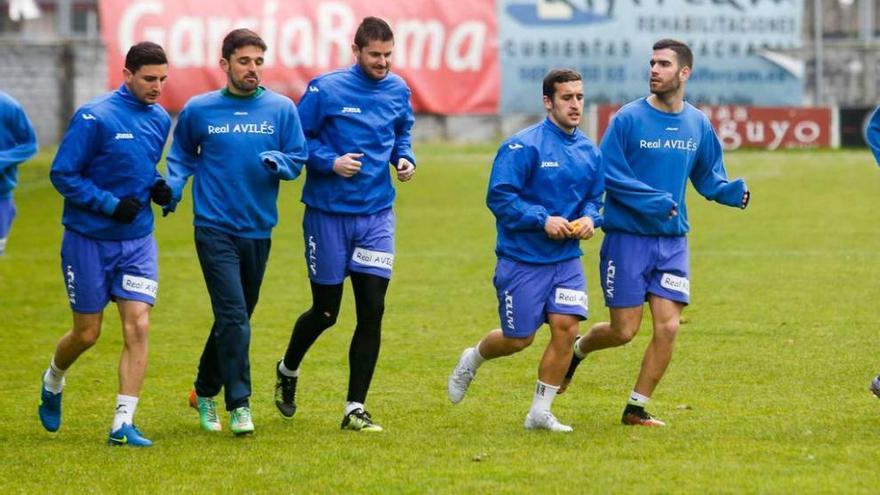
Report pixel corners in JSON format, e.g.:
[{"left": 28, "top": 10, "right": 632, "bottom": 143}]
[{"left": 0, "top": 39, "right": 106, "bottom": 146}]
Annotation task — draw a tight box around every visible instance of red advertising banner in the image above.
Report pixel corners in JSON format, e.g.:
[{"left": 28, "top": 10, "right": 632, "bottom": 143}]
[
  {"left": 597, "top": 105, "right": 833, "bottom": 150},
  {"left": 98, "top": 0, "right": 499, "bottom": 114}
]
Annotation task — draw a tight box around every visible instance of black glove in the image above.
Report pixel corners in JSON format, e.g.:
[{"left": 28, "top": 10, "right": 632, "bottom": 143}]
[
  {"left": 112, "top": 197, "right": 142, "bottom": 223},
  {"left": 150, "top": 179, "right": 172, "bottom": 206}
]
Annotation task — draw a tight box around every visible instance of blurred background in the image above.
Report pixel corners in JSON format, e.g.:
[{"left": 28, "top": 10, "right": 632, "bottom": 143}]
[{"left": 0, "top": 0, "right": 877, "bottom": 149}]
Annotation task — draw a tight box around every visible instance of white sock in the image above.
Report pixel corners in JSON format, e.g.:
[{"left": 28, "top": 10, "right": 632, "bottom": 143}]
[
  {"left": 528, "top": 380, "right": 559, "bottom": 416},
  {"left": 42, "top": 358, "right": 66, "bottom": 394},
  {"left": 466, "top": 344, "right": 486, "bottom": 370},
  {"left": 345, "top": 401, "right": 364, "bottom": 416},
  {"left": 573, "top": 336, "right": 587, "bottom": 359},
  {"left": 111, "top": 395, "right": 139, "bottom": 431},
  {"left": 278, "top": 360, "right": 299, "bottom": 378},
  {"left": 628, "top": 391, "right": 650, "bottom": 408}
]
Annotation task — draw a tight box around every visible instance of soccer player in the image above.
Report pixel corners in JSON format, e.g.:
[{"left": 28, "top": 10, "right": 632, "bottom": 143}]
[
  {"left": 447, "top": 68, "right": 604, "bottom": 432},
  {"left": 273, "top": 16, "right": 415, "bottom": 432},
  {"left": 164, "top": 29, "right": 307, "bottom": 436},
  {"left": 0, "top": 91, "right": 37, "bottom": 256},
  {"left": 562, "top": 39, "right": 750, "bottom": 426},
  {"left": 39, "top": 42, "right": 172, "bottom": 447}
]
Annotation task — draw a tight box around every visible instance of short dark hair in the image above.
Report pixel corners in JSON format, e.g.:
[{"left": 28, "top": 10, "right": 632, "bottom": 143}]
[
  {"left": 125, "top": 42, "right": 167, "bottom": 73},
  {"left": 222, "top": 28, "right": 267, "bottom": 60},
  {"left": 542, "top": 68, "right": 582, "bottom": 98},
  {"left": 653, "top": 39, "right": 693, "bottom": 69},
  {"left": 354, "top": 17, "right": 394, "bottom": 49}
]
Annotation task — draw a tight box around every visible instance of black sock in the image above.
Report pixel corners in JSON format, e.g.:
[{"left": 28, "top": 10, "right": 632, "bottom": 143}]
[
  {"left": 346, "top": 273, "right": 388, "bottom": 404},
  {"left": 282, "top": 281, "right": 343, "bottom": 370}
]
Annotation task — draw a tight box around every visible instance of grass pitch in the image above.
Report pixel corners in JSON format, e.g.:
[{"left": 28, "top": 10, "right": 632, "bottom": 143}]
[{"left": 1, "top": 145, "right": 879, "bottom": 493}]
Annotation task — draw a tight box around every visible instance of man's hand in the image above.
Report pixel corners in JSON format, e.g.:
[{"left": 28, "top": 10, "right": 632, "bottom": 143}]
[
  {"left": 333, "top": 152, "right": 364, "bottom": 178},
  {"left": 112, "top": 197, "right": 142, "bottom": 223},
  {"left": 568, "top": 216, "right": 595, "bottom": 240},
  {"left": 150, "top": 179, "right": 172, "bottom": 206},
  {"left": 396, "top": 158, "right": 415, "bottom": 182},
  {"left": 544, "top": 216, "right": 572, "bottom": 240}
]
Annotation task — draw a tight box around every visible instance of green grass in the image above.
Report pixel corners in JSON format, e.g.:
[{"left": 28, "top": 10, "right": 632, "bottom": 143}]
[{"left": 2, "top": 145, "right": 879, "bottom": 493}]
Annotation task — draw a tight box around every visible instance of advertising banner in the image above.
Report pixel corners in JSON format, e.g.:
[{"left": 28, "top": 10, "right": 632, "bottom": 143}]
[
  {"left": 98, "top": 0, "right": 499, "bottom": 113},
  {"left": 499, "top": 0, "right": 804, "bottom": 114},
  {"left": 597, "top": 104, "right": 833, "bottom": 150}
]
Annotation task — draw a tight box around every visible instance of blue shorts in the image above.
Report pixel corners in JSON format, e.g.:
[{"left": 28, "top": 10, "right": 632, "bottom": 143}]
[
  {"left": 599, "top": 232, "right": 690, "bottom": 307},
  {"left": 303, "top": 207, "right": 395, "bottom": 285},
  {"left": 0, "top": 198, "right": 16, "bottom": 255},
  {"left": 494, "top": 257, "right": 588, "bottom": 338},
  {"left": 60, "top": 230, "right": 159, "bottom": 313}
]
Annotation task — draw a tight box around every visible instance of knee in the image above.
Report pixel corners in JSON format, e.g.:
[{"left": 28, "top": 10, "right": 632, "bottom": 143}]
[
  {"left": 507, "top": 334, "right": 535, "bottom": 352},
  {"left": 73, "top": 323, "right": 101, "bottom": 348},
  {"left": 124, "top": 319, "right": 150, "bottom": 345},
  {"left": 654, "top": 319, "right": 680, "bottom": 341},
  {"left": 611, "top": 324, "right": 638, "bottom": 345},
  {"left": 314, "top": 308, "right": 338, "bottom": 329}
]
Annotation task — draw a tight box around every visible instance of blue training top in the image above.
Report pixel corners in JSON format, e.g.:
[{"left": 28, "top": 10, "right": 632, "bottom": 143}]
[
  {"left": 601, "top": 97, "right": 747, "bottom": 236},
  {"left": 165, "top": 88, "right": 308, "bottom": 239},
  {"left": 487, "top": 118, "right": 604, "bottom": 265},
  {"left": 298, "top": 64, "right": 416, "bottom": 215},
  {"left": 50, "top": 84, "right": 170, "bottom": 240},
  {"left": 0, "top": 91, "right": 38, "bottom": 199},
  {"left": 867, "top": 106, "right": 880, "bottom": 166}
]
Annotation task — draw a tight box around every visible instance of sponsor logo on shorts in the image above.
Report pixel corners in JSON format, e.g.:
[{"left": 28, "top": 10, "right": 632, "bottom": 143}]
[
  {"left": 308, "top": 235, "right": 318, "bottom": 275},
  {"left": 115, "top": 132, "right": 134, "bottom": 140},
  {"left": 660, "top": 273, "right": 690, "bottom": 296},
  {"left": 352, "top": 247, "right": 393, "bottom": 270},
  {"left": 342, "top": 106, "right": 362, "bottom": 114},
  {"left": 555, "top": 288, "right": 588, "bottom": 311},
  {"left": 65, "top": 264, "right": 76, "bottom": 304},
  {"left": 504, "top": 290, "right": 515, "bottom": 331},
  {"left": 122, "top": 274, "right": 158, "bottom": 298},
  {"left": 605, "top": 259, "right": 616, "bottom": 299}
]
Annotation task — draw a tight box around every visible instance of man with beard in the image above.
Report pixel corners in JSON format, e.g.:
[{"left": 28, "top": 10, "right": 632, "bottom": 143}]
[
  {"left": 40, "top": 42, "right": 171, "bottom": 446},
  {"left": 561, "top": 39, "right": 750, "bottom": 426},
  {"left": 164, "top": 29, "right": 308, "bottom": 436},
  {"left": 272, "top": 16, "right": 415, "bottom": 432},
  {"left": 447, "top": 69, "right": 603, "bottom": 432}
]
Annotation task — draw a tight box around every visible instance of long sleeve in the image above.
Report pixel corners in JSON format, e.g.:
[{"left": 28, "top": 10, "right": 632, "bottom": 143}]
[
  {"left": 259, "top": 103, "right": 308, "bottom": 181},
  {"left": 486, "top": 144, "right": 548, "bottom": 232},
  {"left": 390, "top": 89, "right": 416, "bottom": 166},
  {"left": 298, "top": 85, "right": 337, "bottom": 175},
  {"left": 578, "top": 148, "right": 605, "bottom": 228},
  {"left": 0, "top": 104, "right": 37, "bottom": 173},
  {"left": 868, "top": 107, "right": 880, "bottom": 166},
  {"left": 602, "top": 117, "right": 676, "bottom": 219},
  {"left": 49, "top": 110, "right": 118, "bottom": 216},
  {"left": 164, "top": 107, "right": 200, "bottom": 214},
  {"left": 689, "top": 124, "right": 747, "bottom": 207}
]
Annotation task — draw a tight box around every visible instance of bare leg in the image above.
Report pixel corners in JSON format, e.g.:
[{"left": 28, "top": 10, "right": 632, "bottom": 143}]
[
  {"left": 116, "top": 300, "right": 151, "bottom": 396},
  {"left": 538, "top": 314, "right": 580, "bottom": 386},
  {"left": 477, "top": 329, "right": 535, "bottom": 359},
  {"left": 53, "top": 311, "right": 103, "bottom": 370},
  {"left": 559, "top": 306, "right": 643, "bottom": 393},
  {"left": 632, "top": 295, "right": 683, "bottom": 397}
]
